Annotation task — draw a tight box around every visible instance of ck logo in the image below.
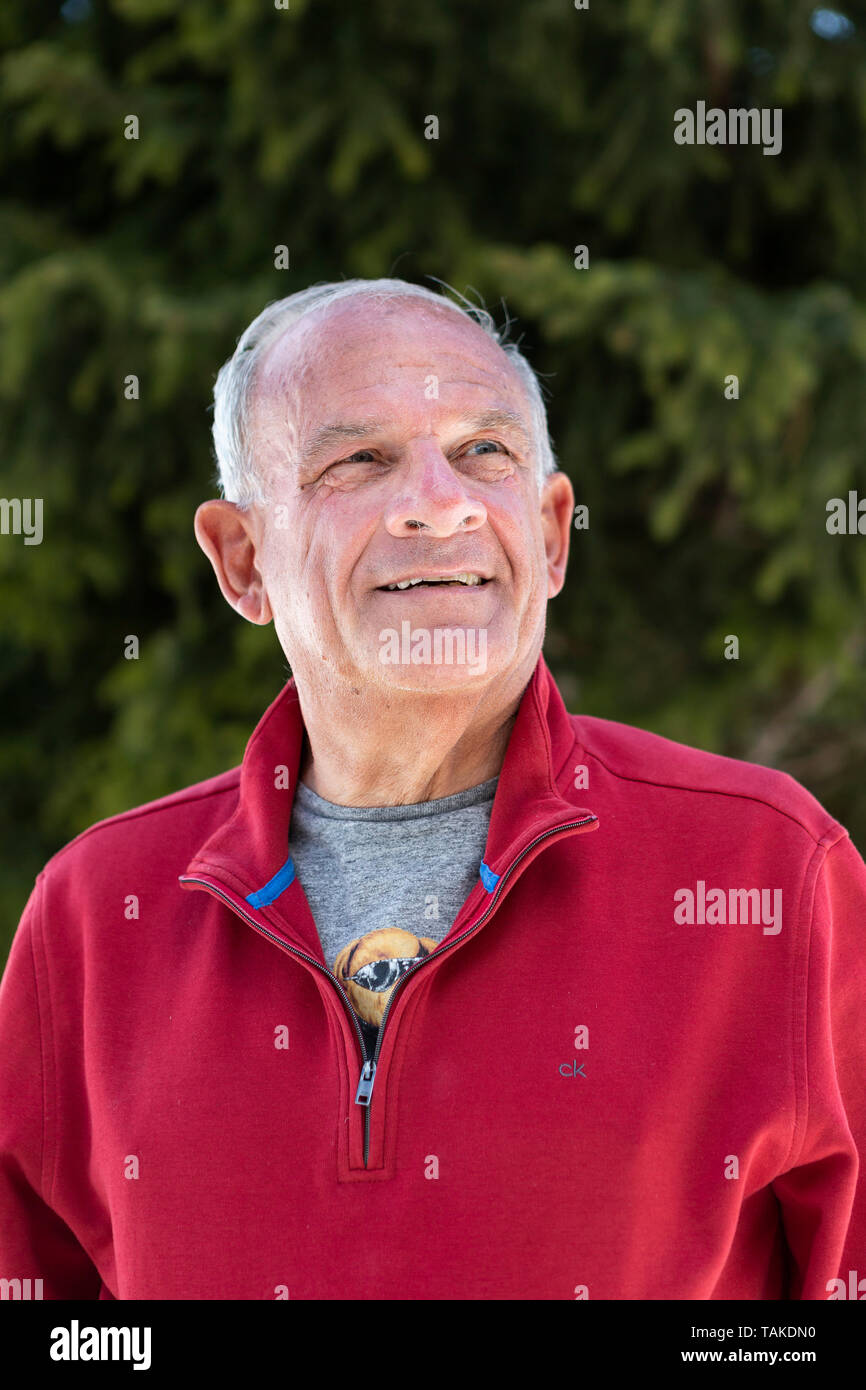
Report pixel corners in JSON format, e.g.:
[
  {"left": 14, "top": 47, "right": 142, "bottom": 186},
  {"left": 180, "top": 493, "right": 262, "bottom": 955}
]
[{"left": 559, "top": 1061, "right": 586, "bottom": 1078}]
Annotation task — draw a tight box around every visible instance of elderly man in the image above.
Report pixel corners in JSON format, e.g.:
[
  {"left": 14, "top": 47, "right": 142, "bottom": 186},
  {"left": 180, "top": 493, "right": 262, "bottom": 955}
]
[{"left": 0, "top": 278, "right": 864, "bottom": 1301}]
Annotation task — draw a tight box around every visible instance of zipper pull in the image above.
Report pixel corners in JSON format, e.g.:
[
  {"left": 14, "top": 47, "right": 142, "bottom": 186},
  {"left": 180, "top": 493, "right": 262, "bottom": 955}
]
[{"left": 354, "top": 1059, "right": 377, "bottom": 1107}]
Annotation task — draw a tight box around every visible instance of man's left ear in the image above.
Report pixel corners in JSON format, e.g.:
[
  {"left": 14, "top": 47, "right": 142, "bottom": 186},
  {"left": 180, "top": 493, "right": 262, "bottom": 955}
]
[
  {"left": 194, "top": 499, "right": 273, "bottom": 625},
  {"left": 541, "top": 472, "right": 574, "bottom": 599}
]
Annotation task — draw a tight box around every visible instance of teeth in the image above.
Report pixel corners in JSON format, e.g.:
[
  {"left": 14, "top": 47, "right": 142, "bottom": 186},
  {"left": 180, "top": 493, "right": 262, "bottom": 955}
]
[{"left": 385, "top": 573, "right": 483, "bottom": 590}]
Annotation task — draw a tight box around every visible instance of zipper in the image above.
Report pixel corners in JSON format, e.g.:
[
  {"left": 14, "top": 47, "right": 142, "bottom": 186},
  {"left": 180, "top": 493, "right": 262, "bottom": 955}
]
[
  {"left": 359, "top": 812, "right": 597, "bottom": 1162},
  {"left": 355, "top": 1059, "right": 376, "bottom": 1105},
  {"left": 180, "top": 812, "right": 596, "bottom": 1169},
  {"left": 177, "top": 874, "right": 371, "bottom": 1064}
]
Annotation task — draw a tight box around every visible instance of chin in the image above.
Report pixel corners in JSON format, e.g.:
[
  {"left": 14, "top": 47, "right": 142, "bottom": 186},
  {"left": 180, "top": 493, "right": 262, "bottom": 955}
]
[
  {"left": 375, "top": 665, "right": 493, "bottom": 694},
  {"left": 370, "top": 618, "right": 503, "bottom": 682}
]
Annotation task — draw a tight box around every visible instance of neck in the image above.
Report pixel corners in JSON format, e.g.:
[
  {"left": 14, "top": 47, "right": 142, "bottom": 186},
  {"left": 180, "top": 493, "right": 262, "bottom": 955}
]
[{"left": 294, "top": 655, "right": 539, "bottom": 806}]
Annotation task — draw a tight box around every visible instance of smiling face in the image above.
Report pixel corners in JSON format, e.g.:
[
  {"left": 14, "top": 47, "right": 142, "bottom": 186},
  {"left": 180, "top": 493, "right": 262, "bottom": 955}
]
[{"left": 241, "top": 295, "right": 573, "bottom": 696}]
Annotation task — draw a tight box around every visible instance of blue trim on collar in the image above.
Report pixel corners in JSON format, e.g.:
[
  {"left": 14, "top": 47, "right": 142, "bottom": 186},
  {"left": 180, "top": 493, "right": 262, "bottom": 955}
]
[
  {"left": 479, "top": 860, "right": 499, "bottom": 892},
  {"left": 246, "top": 856, "right": 296, "bottom": 908}
]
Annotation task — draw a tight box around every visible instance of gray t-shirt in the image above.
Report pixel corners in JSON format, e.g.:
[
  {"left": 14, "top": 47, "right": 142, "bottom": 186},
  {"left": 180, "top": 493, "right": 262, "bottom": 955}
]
[{"left": 289, "top": 775, "right": 498, "bottom": 1052}]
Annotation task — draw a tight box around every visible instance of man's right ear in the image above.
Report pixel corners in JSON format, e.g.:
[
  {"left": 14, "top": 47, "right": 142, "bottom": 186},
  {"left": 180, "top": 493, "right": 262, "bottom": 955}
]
[{"left": 194, "top": 500, "right": 273, "bottom": 626}]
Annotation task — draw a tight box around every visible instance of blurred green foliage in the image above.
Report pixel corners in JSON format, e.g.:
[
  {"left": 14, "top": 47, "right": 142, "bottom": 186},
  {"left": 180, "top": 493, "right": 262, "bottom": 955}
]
[{"left": 1, "top": 0, "right": 865, "bottom": 959}]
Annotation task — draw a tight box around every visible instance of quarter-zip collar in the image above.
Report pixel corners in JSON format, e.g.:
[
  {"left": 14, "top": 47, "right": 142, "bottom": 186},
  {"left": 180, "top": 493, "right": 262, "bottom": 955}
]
[{"left": 180, "top": 653, "right": 598, "bottom": 947}]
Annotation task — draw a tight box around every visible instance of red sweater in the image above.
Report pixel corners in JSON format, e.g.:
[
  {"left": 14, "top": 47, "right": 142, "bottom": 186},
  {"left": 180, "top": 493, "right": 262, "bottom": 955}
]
[{"left": 1, "top": 656, "right": 864, "bottom": 1299}]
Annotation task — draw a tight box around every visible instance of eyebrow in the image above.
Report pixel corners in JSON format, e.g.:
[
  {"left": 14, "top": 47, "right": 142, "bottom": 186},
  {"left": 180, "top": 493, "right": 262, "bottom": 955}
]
[
  {"left": 300, "top": 407, "right": 532, "bottom": 465},
  {"left": 300, "top": 419, "right": 390, "bottom": 465},
  {"left": 457, "top": 408, "right": 533, "bottom": 449}
]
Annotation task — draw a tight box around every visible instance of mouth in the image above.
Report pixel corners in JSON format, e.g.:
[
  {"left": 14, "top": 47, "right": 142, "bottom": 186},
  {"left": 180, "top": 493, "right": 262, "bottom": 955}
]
[{"left": 376, "top": 573, "right": 491, "bottom": 592}]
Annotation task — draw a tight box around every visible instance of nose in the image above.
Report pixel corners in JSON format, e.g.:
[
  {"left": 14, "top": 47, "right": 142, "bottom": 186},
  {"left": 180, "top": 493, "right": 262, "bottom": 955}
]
[{"left": 383, "top": 440, "right": 487, "bottom": 538}]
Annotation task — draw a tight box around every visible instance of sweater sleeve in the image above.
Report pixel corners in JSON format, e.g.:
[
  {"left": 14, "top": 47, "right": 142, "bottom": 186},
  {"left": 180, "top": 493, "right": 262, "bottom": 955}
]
[
  {"left": 772, "top": 832, "right": 866, "bottom": 1300},
  {"left": 0, "top": 877, "right": 102, "bottom": 1299}
]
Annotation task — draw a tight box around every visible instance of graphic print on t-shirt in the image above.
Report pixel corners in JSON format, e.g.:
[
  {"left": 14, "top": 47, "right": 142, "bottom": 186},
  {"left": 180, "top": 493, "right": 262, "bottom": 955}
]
[{"left": 332, "top": 927, "right": 438, "bottom": 1027}]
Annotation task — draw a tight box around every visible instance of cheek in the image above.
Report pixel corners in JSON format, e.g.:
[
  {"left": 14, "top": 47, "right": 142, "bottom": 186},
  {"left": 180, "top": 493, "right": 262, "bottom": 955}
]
[
  {"left": 315, "top": 496, "right": 382, "bottom": 577},
  {"left": 256, "top": 538, "right": 313, "bottom": 630},
  {"left": 490, "top": 505, "right": 544, "bottom": 579},
  {"left": 263, "top": 522, "right": 357, "bottom": 631},
  {"left": 260, "top": 535, "right": 298, "bottom": 593}
]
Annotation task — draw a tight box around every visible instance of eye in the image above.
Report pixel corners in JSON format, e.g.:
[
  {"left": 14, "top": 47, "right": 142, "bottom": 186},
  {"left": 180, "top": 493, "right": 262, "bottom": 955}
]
[
  {"left": 464, "top": 439, "right": 508, "bottom": 456},
  {"left": 321, "top": 450, "right": 382, "bottom": 477}
]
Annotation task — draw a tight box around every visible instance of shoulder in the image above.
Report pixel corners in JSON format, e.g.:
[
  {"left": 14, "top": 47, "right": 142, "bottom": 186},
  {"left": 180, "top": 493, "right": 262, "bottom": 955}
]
[
  {"left": 571, "top": 712, "right": 845, "bottom": 847},
  {"left": 38, "top": 766, "right": 241, "bottom": 884}
]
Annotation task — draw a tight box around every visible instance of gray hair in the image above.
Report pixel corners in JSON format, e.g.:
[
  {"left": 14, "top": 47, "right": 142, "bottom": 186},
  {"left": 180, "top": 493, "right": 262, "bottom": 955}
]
[{"left": 211, "top": 277, "right": 558, "bottom": 507}]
